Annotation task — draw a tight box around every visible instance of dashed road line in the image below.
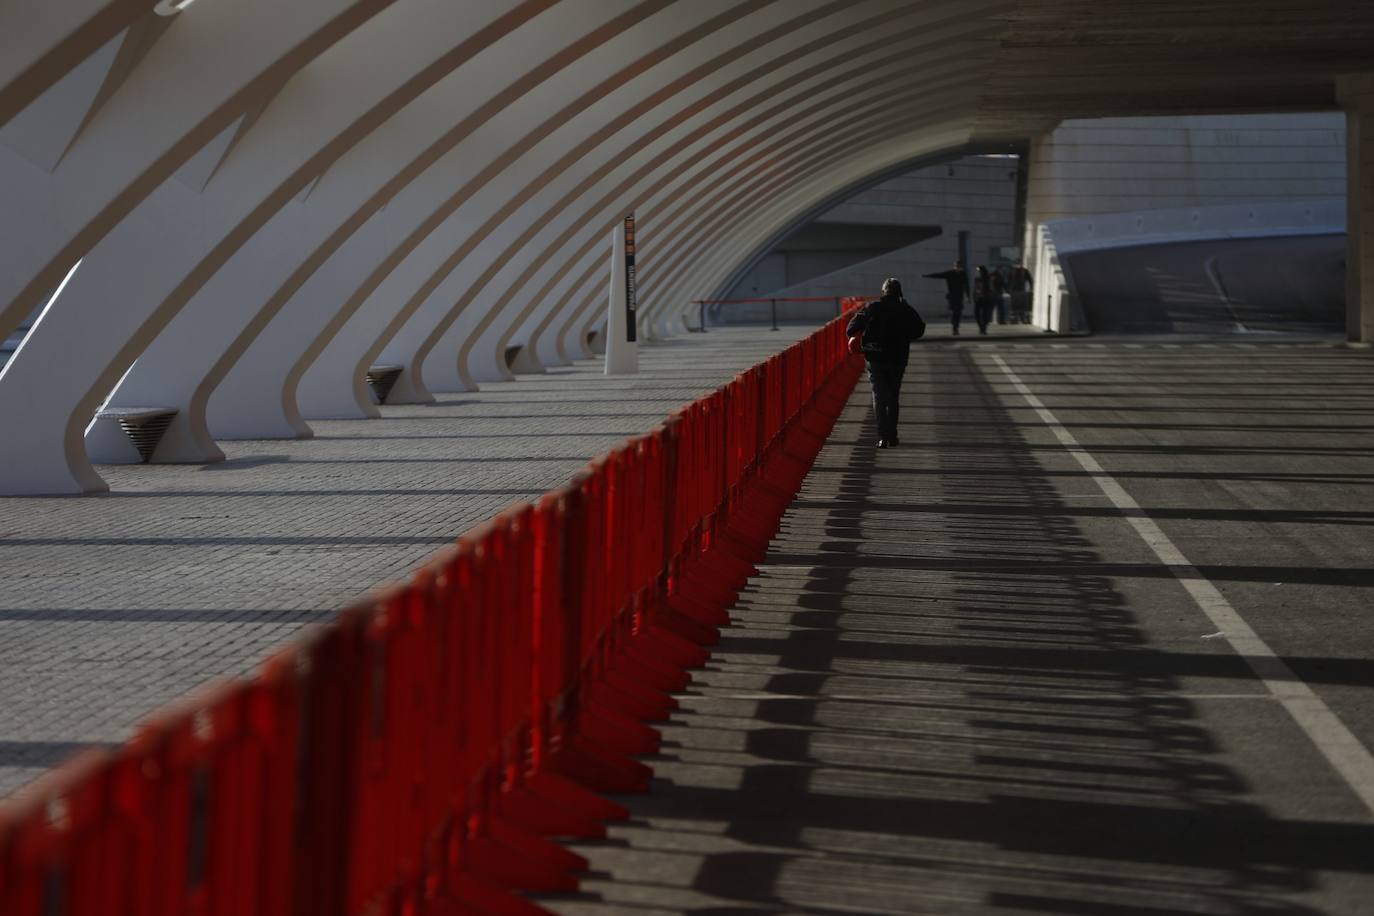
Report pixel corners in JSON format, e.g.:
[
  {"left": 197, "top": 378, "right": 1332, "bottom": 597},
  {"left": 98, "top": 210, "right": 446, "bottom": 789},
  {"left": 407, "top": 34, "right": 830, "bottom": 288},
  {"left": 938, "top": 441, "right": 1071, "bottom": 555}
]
[{"left": 988, "top": 352, "right": 1374, "bottom": 816}]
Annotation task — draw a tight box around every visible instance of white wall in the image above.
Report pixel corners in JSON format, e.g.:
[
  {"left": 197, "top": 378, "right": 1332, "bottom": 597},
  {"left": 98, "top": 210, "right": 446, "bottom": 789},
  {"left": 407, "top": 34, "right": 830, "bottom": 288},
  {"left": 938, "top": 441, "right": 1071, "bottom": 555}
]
[
  {"left": 1021, "top": 112, "right": 1347, "bottom": 332},
  {"left": 727, "top": 153, "right": 1019, "bottom": 316},
  {"left": 1026, "top": 113, "right": 1345, "bottom": 223}
]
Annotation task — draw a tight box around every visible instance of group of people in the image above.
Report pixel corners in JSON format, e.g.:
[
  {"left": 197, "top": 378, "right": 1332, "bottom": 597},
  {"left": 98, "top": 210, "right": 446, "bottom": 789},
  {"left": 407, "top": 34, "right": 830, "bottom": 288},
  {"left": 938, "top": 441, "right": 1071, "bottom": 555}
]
[
  {"left": 843, "top": 264, "right": 1035, "bottom": 449},
  {"left": 922, "top": 262, "right": 1033, "bottom": 335}
]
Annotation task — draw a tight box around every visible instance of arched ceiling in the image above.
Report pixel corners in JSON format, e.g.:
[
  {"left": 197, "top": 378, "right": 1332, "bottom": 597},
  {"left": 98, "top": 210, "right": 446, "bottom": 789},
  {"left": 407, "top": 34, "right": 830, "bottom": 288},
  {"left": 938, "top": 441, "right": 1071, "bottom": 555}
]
[{"left": 0, "top": 0, "right": 1371, "bottom": 494}]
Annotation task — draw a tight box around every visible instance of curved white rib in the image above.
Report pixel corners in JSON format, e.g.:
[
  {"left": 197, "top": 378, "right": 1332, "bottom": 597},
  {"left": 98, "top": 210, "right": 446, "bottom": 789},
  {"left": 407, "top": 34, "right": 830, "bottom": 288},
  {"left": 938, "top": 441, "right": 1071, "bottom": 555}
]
[{"left": 0, "top": 0, "right": 1022, "bottom": 495}]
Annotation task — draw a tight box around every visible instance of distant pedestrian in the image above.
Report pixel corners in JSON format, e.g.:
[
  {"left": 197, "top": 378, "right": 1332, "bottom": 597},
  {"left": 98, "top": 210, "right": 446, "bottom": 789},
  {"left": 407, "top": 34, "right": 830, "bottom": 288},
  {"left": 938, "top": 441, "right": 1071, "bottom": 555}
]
[
  {"left": 991, "top": 265, "right": 1008, "bottom": 324},
  {"left": 1008, "top": 262, "right": 1033, "bottom": 323},
  {"left": 923, "top": 262, "right": 967, "bottom": 335},
  {"left": 973, "top": 265, "right": 995, "bottom": 335},
  {"left": 845, "top": 278, "right": 925, "bottom": 448}
]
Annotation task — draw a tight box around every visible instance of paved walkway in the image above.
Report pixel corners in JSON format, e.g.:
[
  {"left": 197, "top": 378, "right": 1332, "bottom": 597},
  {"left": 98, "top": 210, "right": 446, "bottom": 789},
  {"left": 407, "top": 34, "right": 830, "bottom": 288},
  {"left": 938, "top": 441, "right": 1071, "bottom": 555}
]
[
  {"left": 0, "top": 326, "right": 810, "bottom": 798},
  {"left": 552, "top": 335, "right": 1374, "bottom": 915}
]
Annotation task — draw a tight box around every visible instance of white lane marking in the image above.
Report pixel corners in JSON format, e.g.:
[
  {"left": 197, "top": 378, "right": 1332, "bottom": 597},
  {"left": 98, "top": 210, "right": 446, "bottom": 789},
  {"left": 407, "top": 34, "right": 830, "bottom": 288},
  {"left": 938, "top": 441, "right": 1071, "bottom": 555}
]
[
  {"left": 989, "top": 353, "right": 1374, "bottom": 816},
  {"left": 703, "top": 692, "right": 1284, "bottom": 703}
]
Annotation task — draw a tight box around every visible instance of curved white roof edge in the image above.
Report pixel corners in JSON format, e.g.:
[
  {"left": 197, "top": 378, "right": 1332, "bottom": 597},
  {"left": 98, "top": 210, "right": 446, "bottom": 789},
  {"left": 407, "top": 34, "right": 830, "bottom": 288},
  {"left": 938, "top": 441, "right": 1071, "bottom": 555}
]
[{"left": 1, "top": 0, "right": 1371, "bottom": 493}]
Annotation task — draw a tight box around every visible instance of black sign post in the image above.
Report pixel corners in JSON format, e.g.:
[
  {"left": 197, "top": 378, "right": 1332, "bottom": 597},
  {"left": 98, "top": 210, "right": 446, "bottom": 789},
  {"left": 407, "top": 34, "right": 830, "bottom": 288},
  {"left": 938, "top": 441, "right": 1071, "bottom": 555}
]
[{"left": 623, "top": 214, "right": 637, "bottom": 342}]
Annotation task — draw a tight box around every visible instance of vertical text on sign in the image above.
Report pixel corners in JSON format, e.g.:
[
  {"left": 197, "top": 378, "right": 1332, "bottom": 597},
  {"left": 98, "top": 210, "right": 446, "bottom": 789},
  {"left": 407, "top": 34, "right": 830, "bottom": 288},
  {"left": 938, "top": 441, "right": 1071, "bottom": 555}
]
[{"left": 624, "top": 213, "right": 637, "bottom": 342}]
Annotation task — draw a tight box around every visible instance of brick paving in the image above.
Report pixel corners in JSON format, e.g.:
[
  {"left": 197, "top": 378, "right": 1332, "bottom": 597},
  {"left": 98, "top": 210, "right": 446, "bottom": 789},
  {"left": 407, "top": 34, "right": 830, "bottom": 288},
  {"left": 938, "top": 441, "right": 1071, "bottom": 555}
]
[{"left": 0, "top": 326, "right": 808, "bottom": 799}]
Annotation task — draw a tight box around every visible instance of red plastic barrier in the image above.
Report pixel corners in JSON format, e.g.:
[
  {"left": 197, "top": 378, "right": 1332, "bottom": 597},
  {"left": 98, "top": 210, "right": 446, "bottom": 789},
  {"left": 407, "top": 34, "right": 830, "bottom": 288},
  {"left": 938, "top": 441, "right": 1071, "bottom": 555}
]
[{"left": 0, "top": 316, "right": 865, "bottom": 915}]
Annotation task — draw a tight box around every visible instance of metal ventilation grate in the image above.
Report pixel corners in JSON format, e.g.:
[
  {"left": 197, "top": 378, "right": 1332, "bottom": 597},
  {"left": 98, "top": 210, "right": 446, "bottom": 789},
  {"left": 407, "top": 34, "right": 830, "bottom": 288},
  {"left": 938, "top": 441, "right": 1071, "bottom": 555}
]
[
  {"left": 366, "top": 365, "right": 403, "bottom": 404},
  {"left": 99, "top": 408, "right": 178, "bottom": 463}
]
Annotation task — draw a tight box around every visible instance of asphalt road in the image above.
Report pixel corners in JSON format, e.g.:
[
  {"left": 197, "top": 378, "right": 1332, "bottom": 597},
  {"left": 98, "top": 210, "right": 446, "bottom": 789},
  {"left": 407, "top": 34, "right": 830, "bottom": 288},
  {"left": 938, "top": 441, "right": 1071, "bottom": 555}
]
[{"left": 1066, "top": 235, "right": 1345, "bottom": 334}]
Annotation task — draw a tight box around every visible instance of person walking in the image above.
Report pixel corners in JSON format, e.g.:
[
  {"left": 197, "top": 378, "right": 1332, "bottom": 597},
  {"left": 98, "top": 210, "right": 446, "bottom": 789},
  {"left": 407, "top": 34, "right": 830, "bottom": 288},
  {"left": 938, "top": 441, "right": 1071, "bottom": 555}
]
[
  {"left": 923, "top": 262, "right": 967, "bottom": 335},
  {"left": 992, "top": 264, "right": 1008, "bottom": 324},
  {"left": 1009, "top": 262, "right": 1033, "bottom": 323},
  {"left": 973, "top": 265, "right": 995, "bottom": 335},
  {"left": 846, "top": 278, "right": 925, "bottom": 448}
]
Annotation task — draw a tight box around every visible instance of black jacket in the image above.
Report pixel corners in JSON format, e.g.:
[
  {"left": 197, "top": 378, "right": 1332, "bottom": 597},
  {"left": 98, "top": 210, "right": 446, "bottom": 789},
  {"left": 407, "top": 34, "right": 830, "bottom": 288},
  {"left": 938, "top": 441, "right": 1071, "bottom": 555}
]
[
  {"left": 924, "top": 268, "right": 967, "bottom": 303},
  {"left": 846, "top": 295, "right": 925, "bottom": 366},
  {"left": 1008, "top": 266, "right": 1033, "bottom": 293}
]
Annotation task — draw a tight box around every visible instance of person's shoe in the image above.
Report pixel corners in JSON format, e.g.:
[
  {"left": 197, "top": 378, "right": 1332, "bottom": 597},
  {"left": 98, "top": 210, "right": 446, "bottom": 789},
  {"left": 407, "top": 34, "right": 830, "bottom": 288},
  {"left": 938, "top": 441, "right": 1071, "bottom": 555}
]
[
  {"left": 952, "top": 327, "right": 960, "bottom": 335},
  {"left": 876, "top": 439, "right": 889, "bottom": 448},
  {"left": 889, "top": 435, "right": 900, "bottom": 447}
]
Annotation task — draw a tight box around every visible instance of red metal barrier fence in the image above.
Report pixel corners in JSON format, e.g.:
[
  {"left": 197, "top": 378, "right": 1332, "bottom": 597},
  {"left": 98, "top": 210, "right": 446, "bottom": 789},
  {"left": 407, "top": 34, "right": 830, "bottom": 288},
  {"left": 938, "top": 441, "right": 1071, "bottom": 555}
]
[
  {"left": 688, "top": 294, "right": 864, "bottom": 332},
  {"left": 0, "top": 304, "right": 867, "bottom": 916}
]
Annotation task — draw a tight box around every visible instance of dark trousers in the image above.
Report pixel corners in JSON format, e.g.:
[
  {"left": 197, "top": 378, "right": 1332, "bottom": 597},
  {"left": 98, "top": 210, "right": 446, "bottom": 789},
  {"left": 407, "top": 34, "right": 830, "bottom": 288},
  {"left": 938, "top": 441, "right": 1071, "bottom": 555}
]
[
  {"left": 975, "top": 300, "right": 994, "bottom": 333},
  {"left": 949, "top": 298, "right": 963, "bottom": 333},
  {"left": 1011, "top": 290, "right": 1030, "bottom": 322},
  {"left": 867, "top": 361, "right": 906, "bottom": 441}
]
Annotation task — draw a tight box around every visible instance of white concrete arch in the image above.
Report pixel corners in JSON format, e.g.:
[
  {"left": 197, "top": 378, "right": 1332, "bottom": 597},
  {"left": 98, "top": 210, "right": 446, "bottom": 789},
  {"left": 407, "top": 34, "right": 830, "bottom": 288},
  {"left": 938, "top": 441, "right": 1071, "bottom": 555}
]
[
  {"left": 510, "top": 45, "right": 952, "bottom": 358},
  {"left": 96, "top": 0, "right": 652, "bottom": 459},
  {"left": 536, "top": 95, "right": 968, "bottom": 357},
  {"left": 546, "top": 88, "right": 978, "bottom": 343},
  {"left": 1, "top": 1, "right": 557, "bottom": 493},
  {"left": 564, "top": 94, "right": 971, "bottom": 344},
  {"left": 529, "top": 247, "right": 611, "bottom": 368},
  {"left": 1, "top": 0, "right": 1006, "bottom": 498},
  {"left": 340, "top": 0, "right": 928, "bottom": 403},
  {"left": 0, "top": 1, "right": 152, "bottom": 128},
  {"left": 424, "top": 0, "right": 953, "bottom": 390},
  {"left": 541, "top": 44, "right": 981, "bottom": 343},
  {"left": 662, "top": 124, "right": 978, "bottom": 330},
  {"left": 628, "top": 51, "right": 989, "bottom": 312},
  {"left": 555, "top": 120, "right": 967, "bottom": 339},
  {"left": 641, "top": 95, "right": 976, "bottom": 327},
  {"left": 254, "top": 0, "right": 790, "bottom": 425},
  {"left": 321, "top": 0, "right": 901, "bottom": 405},
  {"left": 702, "top": 144, "right": 987, "bottom": 312},
  {"left": 7, "top": 1, "right": 1371, "bottom": 496},
  {"left": 481, "top": 68, "right": 963, "bottom": 367},
  {"left": 417, "top": 2, "right": 995, "bottom": 393},
  {"left": 447, "top": 4, "right": 996, "bottom": 384},
  {"left": 0, "top": 0, "right": 392, "bottom": 341},
  {"left": 484, "top": 10, "right": 996, "bottom": 357},
  {"left": 539, "top": 131, "right": 921, "bottom": 353},
  {"left": 524, "top": 247, "right": 607, "bottom": 367}
]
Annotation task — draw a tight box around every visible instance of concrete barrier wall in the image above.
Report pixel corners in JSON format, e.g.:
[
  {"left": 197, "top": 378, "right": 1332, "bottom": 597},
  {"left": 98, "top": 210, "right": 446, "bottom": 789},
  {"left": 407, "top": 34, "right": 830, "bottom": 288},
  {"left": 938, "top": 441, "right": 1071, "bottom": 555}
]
[{"left": 1045, "top": 198, "right": 1345, "bottom": 254}]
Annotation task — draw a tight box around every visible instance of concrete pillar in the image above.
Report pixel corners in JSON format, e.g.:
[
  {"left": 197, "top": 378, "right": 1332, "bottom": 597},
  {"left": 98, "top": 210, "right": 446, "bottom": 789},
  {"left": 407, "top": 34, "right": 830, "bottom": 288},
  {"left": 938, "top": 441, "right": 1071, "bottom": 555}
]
[
  {"left": 1339, "top": 75, "right": 1374, "bottom": 343},
  {"left": 604, "top": 221, "right": 638, "bottom": 375},
  {"left": 1019, "top": 132, "right": 1054, "bottom": 278}
]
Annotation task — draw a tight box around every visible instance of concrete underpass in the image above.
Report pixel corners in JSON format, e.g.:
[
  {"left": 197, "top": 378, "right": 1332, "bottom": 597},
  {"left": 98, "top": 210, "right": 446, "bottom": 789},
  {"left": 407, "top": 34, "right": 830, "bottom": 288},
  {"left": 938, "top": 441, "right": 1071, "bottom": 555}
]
[{"left": 5, "top": 2, "right": 1374, "bottom": 913}]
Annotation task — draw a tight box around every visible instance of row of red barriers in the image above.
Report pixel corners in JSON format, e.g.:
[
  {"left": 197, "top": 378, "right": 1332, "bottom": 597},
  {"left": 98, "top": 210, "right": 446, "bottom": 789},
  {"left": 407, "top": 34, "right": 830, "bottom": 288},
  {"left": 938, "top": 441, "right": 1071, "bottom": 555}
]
[{"left": 0, "top": 306, "right": 867, "bottom": 916}]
